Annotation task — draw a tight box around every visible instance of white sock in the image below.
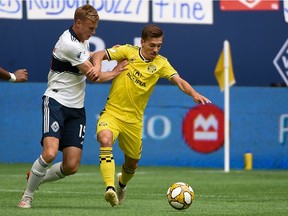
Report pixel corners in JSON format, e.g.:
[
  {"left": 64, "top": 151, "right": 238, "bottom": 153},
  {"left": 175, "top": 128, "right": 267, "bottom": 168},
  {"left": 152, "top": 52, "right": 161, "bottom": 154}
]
[
  {"left": 42, "top": 162, "right": 66, "bottom": 183},
  {"left": 24, "top": 155, "right": 49, "bottom": 198}
]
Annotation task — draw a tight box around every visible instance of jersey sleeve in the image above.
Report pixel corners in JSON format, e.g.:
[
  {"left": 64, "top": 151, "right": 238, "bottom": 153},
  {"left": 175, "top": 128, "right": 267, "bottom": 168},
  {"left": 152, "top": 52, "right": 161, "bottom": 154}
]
[
  {"left": 160, "top": 60, "right": 178, "bottom": 81},
  {"left": 60, "top": 40, "right": 90, "bottom": 66},
  {"left": 106, "top": 44, "right": 129, "bottom": 61}
]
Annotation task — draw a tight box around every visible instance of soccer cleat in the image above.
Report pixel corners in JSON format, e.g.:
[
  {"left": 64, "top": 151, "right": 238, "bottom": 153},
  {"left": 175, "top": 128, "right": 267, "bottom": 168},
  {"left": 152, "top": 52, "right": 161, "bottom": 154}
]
[
  {"left": 26, "top": 171, "right": 30, "bottom": 181},
  {"left": 18, "top": 196, "right": 32, "bottom": 208},
  {"left": 105, "top": 188, "right": 119, "bottom": 207},
  {"left": 116, "top": 173, "right": 126, "bottom": 205}
]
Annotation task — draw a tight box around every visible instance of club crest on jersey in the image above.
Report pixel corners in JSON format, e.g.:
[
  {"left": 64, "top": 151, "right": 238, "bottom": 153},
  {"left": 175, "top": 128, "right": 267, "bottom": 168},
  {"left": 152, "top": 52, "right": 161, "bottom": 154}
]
[
  {"left": 51, "top": 121, "right": 59, "bottom": 132},
  {"left": 148, "top": 65, "right": 157, "bottom": 73},
  {"left": 98, "top": 122, "right": 108, "bottom": 127}
]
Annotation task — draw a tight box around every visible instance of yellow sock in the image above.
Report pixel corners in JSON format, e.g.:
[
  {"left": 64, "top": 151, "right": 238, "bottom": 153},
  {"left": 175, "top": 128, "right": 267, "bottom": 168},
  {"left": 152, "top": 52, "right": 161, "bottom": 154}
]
[
  {"left": 120, "top": 164, "right": 136, "bottom": 186},
  {"left": 99, "top": 147, "right": 115, "bottom": 189}
]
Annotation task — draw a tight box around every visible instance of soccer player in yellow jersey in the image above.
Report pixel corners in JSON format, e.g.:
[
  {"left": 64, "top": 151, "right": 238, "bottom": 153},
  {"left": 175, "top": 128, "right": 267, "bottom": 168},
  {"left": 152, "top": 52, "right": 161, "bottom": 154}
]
[{"left": 93, "top": 24, "right": 211, "bottom": 207}]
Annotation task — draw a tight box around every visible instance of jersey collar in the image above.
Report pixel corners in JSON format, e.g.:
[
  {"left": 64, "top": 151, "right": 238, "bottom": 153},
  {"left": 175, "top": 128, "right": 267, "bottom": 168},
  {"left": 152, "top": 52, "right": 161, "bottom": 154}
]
[
  {"left": 69, "top": 26, "right": 81, "bottom": 42},
  {"left": 139, "top": 48, "right": 151, "bottom": 63}
]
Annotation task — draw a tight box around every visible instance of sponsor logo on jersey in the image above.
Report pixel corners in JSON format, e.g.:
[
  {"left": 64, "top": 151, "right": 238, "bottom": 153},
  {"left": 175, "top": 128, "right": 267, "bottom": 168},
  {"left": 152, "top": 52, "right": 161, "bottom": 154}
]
[
  {"left": 126, "top": 71, "right": 146, "bottom": 87},
  {"left": 76, "top": 52, "right": 82, "bottom": 58},
  {"left": 133, "top": 70, "right": 142, "bottom": 78}
]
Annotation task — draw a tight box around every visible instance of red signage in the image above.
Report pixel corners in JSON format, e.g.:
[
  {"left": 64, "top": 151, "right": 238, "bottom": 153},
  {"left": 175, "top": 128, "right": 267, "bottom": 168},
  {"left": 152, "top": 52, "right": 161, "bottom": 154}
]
[
  {"left": 220, "top": 0, "right": 280, "bottom": 11},
  {"left": 182, "top": 104, "right": 224, "bottom": 154}
]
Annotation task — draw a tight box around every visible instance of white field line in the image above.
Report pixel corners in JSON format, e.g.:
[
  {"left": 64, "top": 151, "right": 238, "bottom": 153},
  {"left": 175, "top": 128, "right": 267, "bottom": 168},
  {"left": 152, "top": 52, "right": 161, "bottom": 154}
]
[
  {"left": 2, "top": 189, "right": 275, "bottom": 199},
  {"left": 0, "top": 170, "right": 228, "bottom": 178},
  {"left": 0, "top": 189, "right": 235, "bottom": 198}
]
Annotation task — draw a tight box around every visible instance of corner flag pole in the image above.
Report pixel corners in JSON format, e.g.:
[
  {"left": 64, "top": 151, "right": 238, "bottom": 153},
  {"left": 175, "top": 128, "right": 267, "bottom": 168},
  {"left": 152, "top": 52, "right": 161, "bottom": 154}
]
[{"left": 224, "top": 40, "right": 230, "bottom": 173}]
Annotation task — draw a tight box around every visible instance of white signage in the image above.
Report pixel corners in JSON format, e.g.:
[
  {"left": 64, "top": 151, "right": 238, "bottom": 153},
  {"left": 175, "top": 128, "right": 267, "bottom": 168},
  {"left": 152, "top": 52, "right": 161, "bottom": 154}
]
[
  {"left": 90, "top": 0, "right": 149, "bottom": 23},
  {"left": 26, "top": 0, "right": 87, "bottom": 20},
  {"left": 279, "top": 114, "right": 288, "bottom": 144},
  {"left": 26, "top": 0, "right": 149, "bottom": 22},
  {"left": 284, "top": 0, "right": 288, "bottom": 23},
  {"left": 1, "top": 0, "right": 213, "bottom": 24},
  {"left": 152, "top": 0, "right": 213, "bottom": 24},
  {"left": 0, "top": 0, "right": 23, "bottom": 19}
]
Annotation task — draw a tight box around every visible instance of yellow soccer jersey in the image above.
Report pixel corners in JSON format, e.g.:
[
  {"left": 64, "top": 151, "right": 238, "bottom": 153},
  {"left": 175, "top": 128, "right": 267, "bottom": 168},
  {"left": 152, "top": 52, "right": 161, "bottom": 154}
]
[{"left": 104, "top": 44, "right": 178, "bottom": 123}]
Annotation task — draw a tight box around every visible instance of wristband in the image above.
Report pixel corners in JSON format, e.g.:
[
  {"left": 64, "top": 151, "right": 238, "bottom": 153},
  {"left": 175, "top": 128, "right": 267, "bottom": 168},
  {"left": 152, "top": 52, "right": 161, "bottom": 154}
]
[{"left": 9, "top": 72, "right": 16, "bottom": 82}]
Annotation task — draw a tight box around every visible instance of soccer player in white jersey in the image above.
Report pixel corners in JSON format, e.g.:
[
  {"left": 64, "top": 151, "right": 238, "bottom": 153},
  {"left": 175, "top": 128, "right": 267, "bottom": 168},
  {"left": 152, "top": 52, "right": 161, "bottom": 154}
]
[
  {"left": 93, "top": 24, "right": 211, "bottom": 207},
  {"left": 18, "top": 5, "right": 128, "bottom": 208},
  {"left": 0, "top": 67, "right": 28, "bottom": 82}
]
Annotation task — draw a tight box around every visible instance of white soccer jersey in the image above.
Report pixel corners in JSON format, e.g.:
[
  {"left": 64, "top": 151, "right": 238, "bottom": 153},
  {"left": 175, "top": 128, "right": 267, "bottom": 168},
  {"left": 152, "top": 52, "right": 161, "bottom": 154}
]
[{"left": 44, "top": 26, "right": 90, "bottom": 108}]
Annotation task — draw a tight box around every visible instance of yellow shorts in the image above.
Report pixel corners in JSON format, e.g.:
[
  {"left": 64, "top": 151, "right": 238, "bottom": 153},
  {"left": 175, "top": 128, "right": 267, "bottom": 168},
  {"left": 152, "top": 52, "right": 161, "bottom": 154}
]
[{"left": 96, "top": 112, "right": 143, "bottom": 159}]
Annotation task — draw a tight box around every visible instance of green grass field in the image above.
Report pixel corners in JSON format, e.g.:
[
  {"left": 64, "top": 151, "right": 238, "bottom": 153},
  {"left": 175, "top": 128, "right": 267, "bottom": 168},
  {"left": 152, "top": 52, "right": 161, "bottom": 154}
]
[{"left": 0, "top": 164, "right": 287, "bottom": 216}]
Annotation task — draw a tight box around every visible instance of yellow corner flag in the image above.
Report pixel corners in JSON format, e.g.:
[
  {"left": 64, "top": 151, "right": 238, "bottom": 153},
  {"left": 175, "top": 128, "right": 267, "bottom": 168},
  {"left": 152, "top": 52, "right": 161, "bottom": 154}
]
[{"left": 214, "top": 42, "right": 236, "bottom": 91}]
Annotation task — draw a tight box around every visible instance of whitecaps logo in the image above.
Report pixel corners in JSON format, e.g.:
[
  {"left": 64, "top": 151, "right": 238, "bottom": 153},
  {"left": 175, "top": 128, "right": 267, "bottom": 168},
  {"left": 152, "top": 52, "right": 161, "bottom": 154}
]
[
  {"left": 273, "top": 38, "right": 288, "bottom": 86},
  {"left": 51, "top": 121, "right": 59, "bottom": 132}
]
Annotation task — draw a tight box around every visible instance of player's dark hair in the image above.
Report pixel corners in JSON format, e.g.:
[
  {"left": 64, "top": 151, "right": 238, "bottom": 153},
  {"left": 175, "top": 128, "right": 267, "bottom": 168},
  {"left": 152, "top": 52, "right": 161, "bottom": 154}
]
[
  {"left": 74, "top": 4, "right": 99, "bottom": 23},
  {"left": 141, "top": 24, "right": 163, "bottom": 41}
]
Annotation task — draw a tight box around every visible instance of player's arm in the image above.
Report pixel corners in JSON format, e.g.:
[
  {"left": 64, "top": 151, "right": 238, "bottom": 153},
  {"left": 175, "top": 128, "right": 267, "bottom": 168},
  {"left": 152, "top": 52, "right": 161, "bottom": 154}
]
[
  {"left": 76, "top": 60, "right": 97, "bottom": 82},
  {"left": 0, "top": 67, "right": 28, "bottom": 82},
  {"left": 90, "top": 50, "right": 108, "bottom": 70},
  {"left": 96, "top": 59, "right": 128, "bottom": 82},
  {"left": 170, "top": 74, "right": 211, "bottom": 105},
  {"left": 89, "top": 50, "right": 128, "bottom": 82},
  {"left": 0, "top": 67, "right": 12, "bottom": 80},
  {"left": 78, "top": 55, "right": 128, "bottom": 83}
]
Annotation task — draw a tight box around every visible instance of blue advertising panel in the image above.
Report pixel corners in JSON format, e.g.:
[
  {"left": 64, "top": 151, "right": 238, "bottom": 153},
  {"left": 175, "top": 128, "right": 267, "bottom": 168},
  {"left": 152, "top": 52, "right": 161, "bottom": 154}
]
[
  {"left": 1, "top": 0, "right": 288, "bottom": 86},
  {"left": 1, "top": 82, "right": 287, "bottom": 169}
]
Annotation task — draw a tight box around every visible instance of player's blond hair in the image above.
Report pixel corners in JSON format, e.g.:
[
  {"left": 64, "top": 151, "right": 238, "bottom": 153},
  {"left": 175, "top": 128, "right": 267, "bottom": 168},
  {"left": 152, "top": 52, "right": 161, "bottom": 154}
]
[{"left": 74, "top": 4, "right": 99, "bottom": 23}]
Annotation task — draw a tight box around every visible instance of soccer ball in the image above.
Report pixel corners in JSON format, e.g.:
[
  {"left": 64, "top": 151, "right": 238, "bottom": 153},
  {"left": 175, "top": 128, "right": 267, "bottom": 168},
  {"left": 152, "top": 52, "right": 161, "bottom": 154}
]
[{"left": 166, "top": 182, "right": 195, "bottom": 210}]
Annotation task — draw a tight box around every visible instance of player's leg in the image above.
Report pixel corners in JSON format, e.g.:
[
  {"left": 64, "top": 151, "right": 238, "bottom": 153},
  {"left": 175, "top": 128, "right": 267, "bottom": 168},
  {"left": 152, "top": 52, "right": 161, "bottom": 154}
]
[
  {"left": 42, "top": 162, "right": 65, "bottom": 183},
  {"left": 42, "top": 146, "right": 81, "bottom": 183},
  {"left": 43, "top": 105, "right": 86, "bottom": 182},
  {"left": 98, "top": 129, "right": 115, "bottom": 189},
  {"left": 116, "top": 156, "right": 139, "bottom": 205},
  {"left": 119, "top": 156, "right": 139, "bottom": 186},
  {"left": 96, "top": 113, "right": 119, "bottom": 206},
  {"left": 18, "top": 96, "right": 62, "bottom": 208},
  {"left": 41, "top": 146, "right": 81, "bottom": 185},
  {"left": 116, "top": 120, "right": 142, "bottom": 204},
  {"left": 62, "top": 146, "right": 82, "bottom": 175},
  {"left": 97, "top": 129, "right": 118, "bottom": 206},
  {"left": 18, "top": 137, "right": 59, "bottom": 208}
]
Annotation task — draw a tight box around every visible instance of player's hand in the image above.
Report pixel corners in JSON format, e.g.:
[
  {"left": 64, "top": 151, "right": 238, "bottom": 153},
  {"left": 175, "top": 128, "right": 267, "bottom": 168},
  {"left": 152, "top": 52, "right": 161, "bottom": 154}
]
[
  {"left": 86, "top": 67, "right": 100, "bottom": 82},
  {"left": 112, "top": 44, "right": 122, "bottom": 48},
  {"left": 112, "top": 60, "right": 129, "bottom": 76},
  {"left": 192, "top": 92, "right": 211, "bottom": 105},
  {"left": 14, "top": 69, "right": 28, "bottom": 82}
]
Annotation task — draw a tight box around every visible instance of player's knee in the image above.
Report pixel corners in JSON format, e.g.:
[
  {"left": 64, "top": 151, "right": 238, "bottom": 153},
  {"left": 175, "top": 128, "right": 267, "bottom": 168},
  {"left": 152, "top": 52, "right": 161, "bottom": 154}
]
[
  {"left": 42, "top": 150, "right": 58, "bottom": 163},
  {"left": 97, "top": 133, "right": 112, "bottom": 147},
  {"left": 129, "top": 163, "right": 138, "bottom": 170},
  {"left": 125, "top": 159, "right": 139, "bottom": 170},
  {"left": 62, "top": 163, "right": 79, "bottom": 175}
]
